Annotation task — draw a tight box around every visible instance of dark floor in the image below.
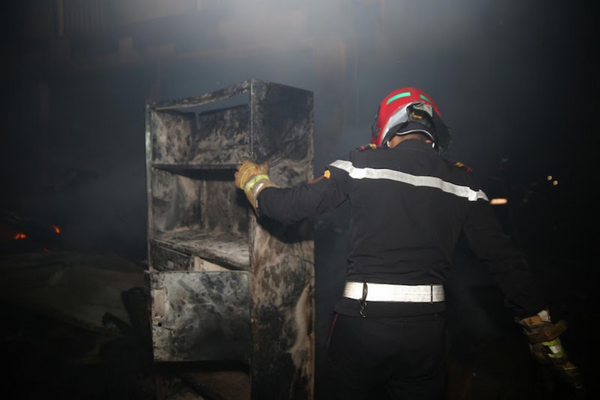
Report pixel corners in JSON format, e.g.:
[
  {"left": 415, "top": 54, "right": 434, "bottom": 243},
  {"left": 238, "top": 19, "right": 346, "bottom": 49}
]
[
  {"left": 1, "top": 305, "right": 156, "bottom": 400},
  {"left": 2, "top": 300, "right": 596, "bottom": 400},
  {"left": 2, "top": 238, "right": 598, "bottom": 400}
]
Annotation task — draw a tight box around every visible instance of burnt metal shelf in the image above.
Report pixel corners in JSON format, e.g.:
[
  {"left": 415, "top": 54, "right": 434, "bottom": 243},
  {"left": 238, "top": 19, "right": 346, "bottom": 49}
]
[
  {"left": 152, "top": 163, "right": 240, "bottom": 171},
  {"left": 151, "top": 230, "right": 249, "bottom": 271},
  {"left": 145, "top": 79, "right": 315, "bottom": 399}
]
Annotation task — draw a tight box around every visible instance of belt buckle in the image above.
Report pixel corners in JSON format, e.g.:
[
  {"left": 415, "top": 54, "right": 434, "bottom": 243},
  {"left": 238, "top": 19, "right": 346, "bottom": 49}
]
[
  {"left": 358, "top": 282, "right": 368, "bottom": 317},
  {"left": 431, "top": 285, "right": 433, "bottom": 303}
]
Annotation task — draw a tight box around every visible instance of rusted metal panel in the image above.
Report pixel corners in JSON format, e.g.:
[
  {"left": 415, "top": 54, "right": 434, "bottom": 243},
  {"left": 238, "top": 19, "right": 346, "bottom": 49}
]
[
  {"left": 149, "top": 242, "right": 192, "bottom": 272},
  {"left": 249, "top": 80, "right": 313, "bottom": 165},
  {"left": 149, "top": 168, "right": 202, "bottom": 233},
  {"left": 188, "top": 105, "right": 250, "bottom": 166},
  {"left": 250, "top": 220, "right": 315, "bottom": 399},
  {"left": 248, "top": 81, "right": 315, "bottom": 399},
  {"left": 150, "top": 110, "right": 195, "bottom": 165},
  {"left": 150, "top": 271, "right": 252, "bottom": 362},
  {"left": 149, "top": 80, "right": 251, "bottom": 111},
  {"left": 195, "top": 170, "right": 249, "bottom": 236}
]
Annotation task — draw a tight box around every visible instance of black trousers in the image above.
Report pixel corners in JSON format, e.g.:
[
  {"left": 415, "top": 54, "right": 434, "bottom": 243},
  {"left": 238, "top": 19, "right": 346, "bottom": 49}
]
[{"left": 326, "top": 312, "right": 450, "bottom": 400}]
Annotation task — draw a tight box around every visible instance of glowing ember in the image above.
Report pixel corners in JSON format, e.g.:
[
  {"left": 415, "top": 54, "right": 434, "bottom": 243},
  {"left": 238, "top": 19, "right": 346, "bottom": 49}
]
[
  {"left": 14, "top": 233, "right": 27, "bottom": 240},
  {"left": 53, "top": 225, "right": 61, "bottom": 234}
]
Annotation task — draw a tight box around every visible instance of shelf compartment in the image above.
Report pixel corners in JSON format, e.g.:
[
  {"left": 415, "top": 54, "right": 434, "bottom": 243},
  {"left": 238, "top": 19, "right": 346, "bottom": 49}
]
[
  {"left": 150, "top": 270, "right": 252, "bottom": 362},
  {"left": 151, "top": 230, "right": 250, "bottom": 270},
  {"left": 149, "top": 168, "right": 250, "bottom": 246},
  {"left": 150, "top": 102, "right": 249, "bottom": 167}
]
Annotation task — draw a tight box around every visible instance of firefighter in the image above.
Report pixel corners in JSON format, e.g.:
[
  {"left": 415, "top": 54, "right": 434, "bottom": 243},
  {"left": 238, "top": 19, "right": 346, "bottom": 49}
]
[{"left": 234, "top": 87, "right": 584, "bottom": 399}]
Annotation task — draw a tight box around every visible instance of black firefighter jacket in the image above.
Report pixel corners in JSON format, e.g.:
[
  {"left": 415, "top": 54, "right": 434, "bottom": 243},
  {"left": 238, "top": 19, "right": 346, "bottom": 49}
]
[{"left": 257, "top": 139, "right": 546, "bottom": 318}]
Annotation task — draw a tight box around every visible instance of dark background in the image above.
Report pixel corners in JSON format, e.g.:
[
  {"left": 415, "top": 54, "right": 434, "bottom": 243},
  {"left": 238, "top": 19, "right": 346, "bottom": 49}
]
[{"left": 1, "top": 1, "right": 598, "bottom": 399}]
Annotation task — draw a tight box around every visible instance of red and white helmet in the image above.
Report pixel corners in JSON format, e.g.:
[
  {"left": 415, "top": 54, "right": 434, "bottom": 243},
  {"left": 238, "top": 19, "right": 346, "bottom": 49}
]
[{"left": 371, "top": 87, "right": 451, "bottom": 153}]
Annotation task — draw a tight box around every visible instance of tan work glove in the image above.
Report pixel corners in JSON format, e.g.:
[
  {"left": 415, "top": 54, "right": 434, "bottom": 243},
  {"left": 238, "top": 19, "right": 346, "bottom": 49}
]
[
  {"left": 517, "top": 310, "right": 585, "bottom": 394},
  {"left": 234, "top": 159, "right": 278, "bottom": 209}
]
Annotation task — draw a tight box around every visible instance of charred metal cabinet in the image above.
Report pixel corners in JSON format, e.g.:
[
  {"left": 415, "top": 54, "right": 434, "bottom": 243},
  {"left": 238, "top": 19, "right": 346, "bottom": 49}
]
[{"left": 145, "top": 80, "right": 315, "bottom": 399}]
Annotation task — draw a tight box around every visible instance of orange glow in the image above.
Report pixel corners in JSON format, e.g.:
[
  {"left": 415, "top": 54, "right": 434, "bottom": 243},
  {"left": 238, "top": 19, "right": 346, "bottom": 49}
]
[
  {"left": 53, "top": 225, "right": 61, "bottom": 234},
  {"left": 490, "top": 198, "right": 508, "bottom": 205},
  {"left": 14, "top": 233, "right": 27, "bottom": 240}
]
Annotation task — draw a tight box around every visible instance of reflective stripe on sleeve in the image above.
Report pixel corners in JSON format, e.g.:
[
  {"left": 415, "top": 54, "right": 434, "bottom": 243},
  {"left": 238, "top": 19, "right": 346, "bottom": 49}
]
[
  {"left": 543, "top": 338, "right": 565, "bottom": 358},
  {"left": 329, "top": 160, "right": 488, "bottom": 202}
]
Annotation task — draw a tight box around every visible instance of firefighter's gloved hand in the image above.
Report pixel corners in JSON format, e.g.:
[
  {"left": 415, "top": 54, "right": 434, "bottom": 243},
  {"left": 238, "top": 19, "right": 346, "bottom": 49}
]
[
  {"left": 235, "top": 159, "right": 278, "bottom": 209},
  {"left": 517, "top": 310, "right": 586, "bottom": 395},
  {"left": 518, "top": 310, "right": 568, "bottom": 364}
]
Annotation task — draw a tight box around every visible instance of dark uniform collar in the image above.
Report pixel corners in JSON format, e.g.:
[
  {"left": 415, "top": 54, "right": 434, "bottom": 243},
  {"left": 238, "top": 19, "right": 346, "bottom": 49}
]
[{"left": 392, "top": 138, "right": 436, "bottom": 152}]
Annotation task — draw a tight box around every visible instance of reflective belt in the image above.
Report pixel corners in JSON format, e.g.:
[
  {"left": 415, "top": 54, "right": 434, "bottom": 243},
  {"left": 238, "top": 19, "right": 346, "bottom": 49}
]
[{"left": 343, "top": 281, "right": 445, "bottom": 303}]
